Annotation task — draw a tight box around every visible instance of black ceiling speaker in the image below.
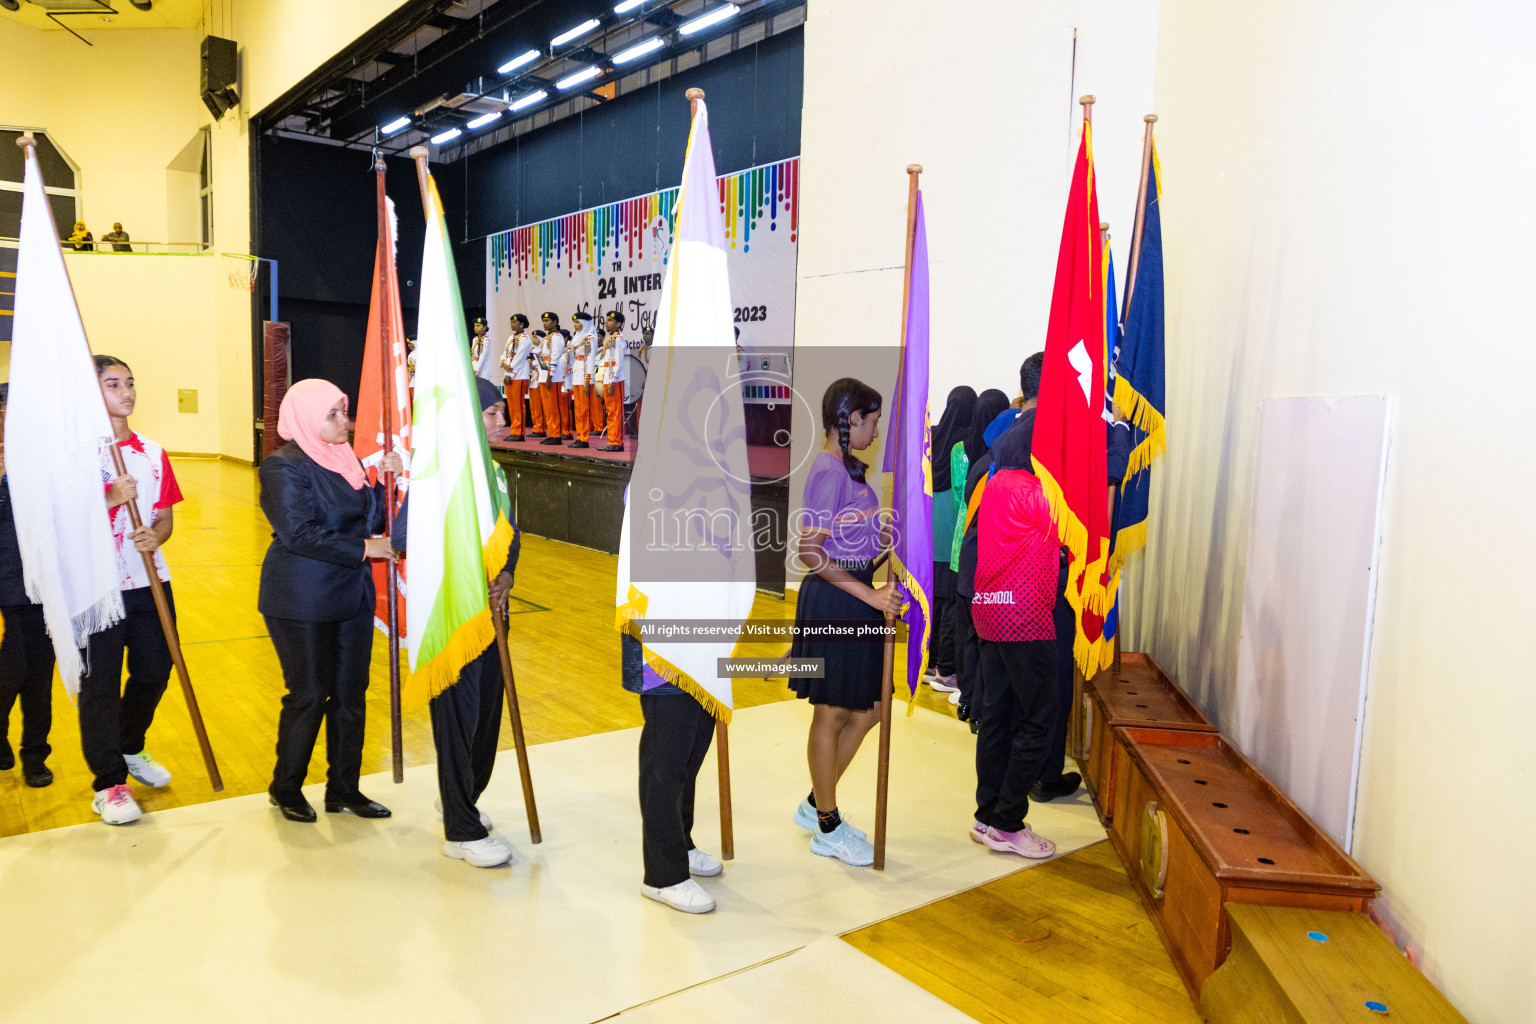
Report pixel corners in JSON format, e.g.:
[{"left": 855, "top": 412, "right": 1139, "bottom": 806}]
[{"left": 201, "top": 35, "right": 239, "bottom": 119}]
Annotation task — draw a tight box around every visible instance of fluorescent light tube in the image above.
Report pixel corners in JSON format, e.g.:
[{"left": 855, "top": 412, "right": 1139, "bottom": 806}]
[
  {"left": 613, "top": 0, "right": 645, "bottom": 12},
  {"left": 556, "top": 66, "right": 602, "bottom": 90},
  {"left": 679, "top": 4, "right": 739, "bottom": 35},
  {"left": 380, "top": 116, "right": 411, "bottom": 135},
  {"left": 509, "top": 89, "right": 548, "bottom": 110},
  {"left": 612, "top": 36, "right": 663, "bottom": 63},
  {"left": 497, "top": 48, "right": 540, "bottom": 74},
  {"left": 551, "top": 18, "right": 600, "bottom": 47},
  {"left": 430, "top": 127, "right": 463, "bottom": 144},
  {"left": 466, "top": 111, "right": 502, "bottom": 129}
]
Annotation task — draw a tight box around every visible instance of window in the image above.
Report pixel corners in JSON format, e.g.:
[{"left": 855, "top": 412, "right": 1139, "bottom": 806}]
[
  {"left": 0, "top": 128, "right": 80, "bottom": 241},
  {"left": 198, "top": 127, "right": 213, "bottom": 246}
]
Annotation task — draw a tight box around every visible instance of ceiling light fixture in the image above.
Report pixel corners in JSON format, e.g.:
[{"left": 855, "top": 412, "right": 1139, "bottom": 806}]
[
  {"left": 550, "top": 19, "right": 600, "bottom": 48},
  {"left": 679, "top": 4, "right": 740, "bottom": 35},
  {"left": 497, "top": 49, "right": 540, "bottom": 75},
  {"left": 430, "top": 127, "right": 463, "bottom": 144},
  {"left": 380, "top": 116, "right": 412, "bottom": 135},
  {"left": 611, "top": 37, "right": 664, "bottom": 64},
  {"left": 466, "top": 111, "right": 502, "bottom": 130},
  {"left": 613, "top": 0, "right": 646, "bottom": 12},
  {"left": 509, "top": 90, "right": 549, "bottom": 111},
  {"left": 556, "top": 66, "right": 603, "bottom": 90}
]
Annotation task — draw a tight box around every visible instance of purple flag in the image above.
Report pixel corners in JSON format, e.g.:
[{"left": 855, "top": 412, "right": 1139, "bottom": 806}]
[{"left": 883, "top": 190, "right": 934, "bottom": 699}]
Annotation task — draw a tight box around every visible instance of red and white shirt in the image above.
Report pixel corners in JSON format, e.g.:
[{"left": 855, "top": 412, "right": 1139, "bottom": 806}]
[
  {"left": 100, "top": 432, "right": 184, "bottom": 590},
  {"left": 972, "top": 468, "right": 1058, "bottom": 642}
]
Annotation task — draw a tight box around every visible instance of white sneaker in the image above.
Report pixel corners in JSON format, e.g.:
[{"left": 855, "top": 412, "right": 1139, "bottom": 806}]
[
  {"left": 641, "top": 878, "right": 716, "bottom": 913},
  {"left": 793, "top": 798, "right": 868, "bottom": 842},
  {"left": 92, "top": 784, "right": 142, "bottom": 825},
  {"left": 442, "top": 837, "right": 512, "bottom": 868},
  {"left": 810, "top": 820, "right": 875, "bottom": 867},
  {"left": 123, "top": 750, "right": 171, "bottom": 787},
  {"left": 434, "top": 797, "right": 493, "bottom": 831},
  {"left": 948, "top": 690, "right": 962, "bottom": 706},
  {"left": 688, "top": 847, "right": 723, "bottom": 877},
  {"left": 929, "top": 674, "right": 960, "bottom": 693}
]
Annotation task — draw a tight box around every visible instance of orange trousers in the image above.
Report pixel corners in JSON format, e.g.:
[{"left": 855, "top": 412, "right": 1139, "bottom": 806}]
[
  {"left": 528, "top": 383, "right": 547, "bottom": 435},
  {"left": 559, "top": 386, "right": 574, "bottom": 438},
  {"left": 571, "top": 384, "right": 592, "bottom": 442},
  {"left": 589, "top": 384, "right": 606, "bottom": 435},
  {"left": 504, "top": 379, "right": 528, "bottom": 437},
  {"left": 540, "top": 383, "right": 562, "bottom": 439},
  {"left": 604, "top": 381, "right": 625, "bottom": 446}
]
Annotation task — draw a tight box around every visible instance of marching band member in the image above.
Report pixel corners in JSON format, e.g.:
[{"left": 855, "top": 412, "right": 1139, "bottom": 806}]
[
  {"left": 596, "top": 311, "right": 628, "bottom": 452},
  {"left": 527, "top": 330, "right": 550, "bottom": 438},
  {"left": 539, "top": 313, "right": 569, "bottom": 444},
  {"left": 471, "top": 318, "right": 499, "bottom": 387},
  {"left": 501, "top": 314, "right": 532, "bottom": 442},
  {"left": 567, "top": 311, "right": 597, "bottom": 449}
]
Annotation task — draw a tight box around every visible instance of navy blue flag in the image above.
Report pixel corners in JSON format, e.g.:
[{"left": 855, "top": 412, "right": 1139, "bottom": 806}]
[{"left": 1111, "top": 143, "right": 1165, "bottom": 562}]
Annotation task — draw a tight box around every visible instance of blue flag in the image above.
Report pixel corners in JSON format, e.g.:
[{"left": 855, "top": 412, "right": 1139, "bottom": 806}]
[
  {"left": 882, "top": 190, "right": 933, "bottom": 701},
  {"left": 1112, "top": 143, "right": 1165, "bottom": 563}
]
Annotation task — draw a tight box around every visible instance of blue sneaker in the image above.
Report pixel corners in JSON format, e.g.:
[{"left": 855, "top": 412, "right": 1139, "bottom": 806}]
[
  {"left": 794, "top": 798, "right": 867, "bottom": 842},
  {"left": 810, "top": 821, "right": 875, "bottom": 866}
]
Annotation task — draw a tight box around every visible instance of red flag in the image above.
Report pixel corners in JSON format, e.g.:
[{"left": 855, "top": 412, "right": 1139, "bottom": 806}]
[
  {"left": 1032, "top": 120, "right": 1110, "bottom": 676},
  {"left": 353, "top": 197, "right": 412, "bottom": 637}
]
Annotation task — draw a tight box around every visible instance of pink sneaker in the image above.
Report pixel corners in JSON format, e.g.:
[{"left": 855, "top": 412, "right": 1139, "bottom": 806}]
[
  {"left": 969, "top": 820, "right": 988, "bottom": 844},
  {"left": 982, "top": 823, "right": 1055, "bottom": 859}
]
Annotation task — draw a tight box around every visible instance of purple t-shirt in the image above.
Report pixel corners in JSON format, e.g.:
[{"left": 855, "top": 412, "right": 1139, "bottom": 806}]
[{"left": 800, "top": 451, "right": 882, "bottom": 565}]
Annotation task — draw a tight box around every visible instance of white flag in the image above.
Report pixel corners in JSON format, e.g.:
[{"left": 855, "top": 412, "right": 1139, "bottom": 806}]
[
  {"left": 6, "top": 143, "right": 124, "bottom": 693},
  {"left": 615, "top": 98, "right": 756, "bottom": 720}
]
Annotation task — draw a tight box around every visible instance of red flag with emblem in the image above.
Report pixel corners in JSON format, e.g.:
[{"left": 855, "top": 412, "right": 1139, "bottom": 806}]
[{"left": 1032, "top": 118, "right": 1110, "bottom": 676}]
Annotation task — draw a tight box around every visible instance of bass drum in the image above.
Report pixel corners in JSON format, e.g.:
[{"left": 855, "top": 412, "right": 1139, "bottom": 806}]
[{"left": 623, "top": 354, "right": 647, "bottom": 401}]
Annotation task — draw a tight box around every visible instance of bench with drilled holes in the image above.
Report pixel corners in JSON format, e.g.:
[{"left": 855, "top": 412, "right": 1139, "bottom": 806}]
[
  {"left": 1108, "top": 727, "right": 1380, "bottom": 1007},
  {"left": 1079, "top": 652, "right": 1216, "bottom": 824},
  {"left": 1203, "top": 904, "right": 1468, "bottom": 1023}
]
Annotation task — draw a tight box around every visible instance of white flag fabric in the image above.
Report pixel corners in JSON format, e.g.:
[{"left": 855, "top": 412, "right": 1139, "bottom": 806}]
[
  {"left": 5, "top": 144, "right": 124, "bottom": 693},
  {"left": 615, "top": 98, "right": 756, "bottom": 721}
]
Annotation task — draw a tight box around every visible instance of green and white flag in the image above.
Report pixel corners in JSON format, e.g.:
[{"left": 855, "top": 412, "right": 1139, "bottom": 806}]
[{"left": 405, "top": 175, "right": 515, "bottom": 703}]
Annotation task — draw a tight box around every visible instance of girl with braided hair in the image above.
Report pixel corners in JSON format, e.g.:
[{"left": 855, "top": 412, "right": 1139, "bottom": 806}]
[{"left": 786, "top": 377, "right": 902, "bottom": 867}]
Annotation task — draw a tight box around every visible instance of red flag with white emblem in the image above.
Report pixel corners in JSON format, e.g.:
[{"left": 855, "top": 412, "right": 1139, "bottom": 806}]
[{"left": 1032, "top": 118, "right": 1110, "bottom": 676}]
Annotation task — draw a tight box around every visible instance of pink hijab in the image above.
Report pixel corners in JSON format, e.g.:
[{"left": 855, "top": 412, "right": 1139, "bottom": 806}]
[{"left": 278, "top": 379, "right": 367, "bottom": 490}]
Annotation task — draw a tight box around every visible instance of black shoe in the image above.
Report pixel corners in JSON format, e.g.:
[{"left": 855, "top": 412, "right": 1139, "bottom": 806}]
[
  {"left": 1030, "top": 771, "right": 1082, "bottom": 802},
  {"left": 955, "top": 702, "right": 970, "bottom": 723},
  {"left": 22, "top": 764, "right": 53, "bottom": 788},
  {"left": 567, "top": 440, "right": 589, "bottom": 448},
  {"left": 528, "top": 431, "right": 546, "bottom": 438},
  {"left": 269, "top": 793, "right": 317, "bottom": 823},
  {"left": 969, "top": 718, "right": 980, "bottom": 735},
  {"left": 538, "top": 437, "right": 563, "bottom": 445},
  {"left": 0, "top": 741, "right": 13, "bottom": 771},
  {"left": 508, "top": 435, "right": 526, "bottom": 443},
  {"left": 325, "top": 794, "right": 392, "bottom": 818},
  {"left": 597, "top": 444, "right": 625, "bottom": 452}
]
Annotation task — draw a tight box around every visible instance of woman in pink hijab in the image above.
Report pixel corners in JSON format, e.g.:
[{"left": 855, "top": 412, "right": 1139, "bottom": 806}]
[{"left": 258, "top": 379, "right": 402, "bottom": 823}]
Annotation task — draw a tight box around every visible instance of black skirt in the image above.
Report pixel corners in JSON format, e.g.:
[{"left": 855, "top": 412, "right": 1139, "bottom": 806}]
[{"left": 788, "top": 563, "right": 885, "bottom": 710}]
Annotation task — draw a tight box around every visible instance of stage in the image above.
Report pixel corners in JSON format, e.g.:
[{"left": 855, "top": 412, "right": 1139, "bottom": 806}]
[{"left": 489, "top": 434, "right": 792, "bottom": 593}]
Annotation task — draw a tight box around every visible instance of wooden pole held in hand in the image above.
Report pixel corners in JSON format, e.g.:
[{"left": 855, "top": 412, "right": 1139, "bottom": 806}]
[
  {"left": 408, "top": 146, "right": 432, "bottom": 217},
  {"left": 17, "top": 135, "right": 223, "bottom": 793},
  {"left": 373, "top": 157, "right": 405, "bottom": 784},
  {"left": 492, "top": 600, "right": 541, "bottom": 843},
  {"left": 874, "top": 162, "right": 924, "bottom": 872},
  {"left": 1079, "top": 94, "right": 1095, "bottom": 126}
]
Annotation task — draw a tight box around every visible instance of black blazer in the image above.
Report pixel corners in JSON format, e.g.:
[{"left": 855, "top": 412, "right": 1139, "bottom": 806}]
[{"left": 258, "top": 442, "right": 386, "bottom": 622}]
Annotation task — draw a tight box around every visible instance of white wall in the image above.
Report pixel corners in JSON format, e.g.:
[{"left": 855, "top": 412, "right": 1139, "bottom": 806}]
[{"left": 1134, "top": 2, "right": 1536, "bottom": 1020}]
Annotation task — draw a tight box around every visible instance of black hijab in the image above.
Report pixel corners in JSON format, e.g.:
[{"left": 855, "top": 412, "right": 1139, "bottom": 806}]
[
  {"left": 929, "top": 386, "right": 977, "bottom": 492},
  {"left": 992, "top": 407, "right": 1037, "bottom": 471},
  {"left": 965, "top": 389, "right": 1011, "bottom": 464}
]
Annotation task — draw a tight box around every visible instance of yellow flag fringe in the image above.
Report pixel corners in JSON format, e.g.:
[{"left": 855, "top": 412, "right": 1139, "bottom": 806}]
[{"left": 890, "top": 548, "right": 930, "bottom": 719}]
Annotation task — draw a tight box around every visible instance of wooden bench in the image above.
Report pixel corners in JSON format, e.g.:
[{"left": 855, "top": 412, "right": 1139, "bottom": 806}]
[
  {"left": 1109, "top": 727, "right": 1379, "bottom": 1006},
  {"left": 1080, "top": 652, "right": 1216, "bottom": 823},
  {"left": 1204, "top": 904, "right": 1468, "bottom": 1022}
]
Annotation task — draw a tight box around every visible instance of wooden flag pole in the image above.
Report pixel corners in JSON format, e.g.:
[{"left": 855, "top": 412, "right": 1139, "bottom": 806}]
[
  {"left": 873, "top": 162, "right": 924, "bottom": 872},
  {"left": 407, "top": 143, "right": 540, "bottom": 843},
  {"left": 684, "top": 85, "right": 736, "bottom": 861},
  {"left": 15, "top": 137, "right": 223, "bottom": 792},
  {"left": 373, "top": 157, "right": 405, "bottom": 784},
  {"left": 1121, "top": 115, "right": 1158, "bottom": 325}
]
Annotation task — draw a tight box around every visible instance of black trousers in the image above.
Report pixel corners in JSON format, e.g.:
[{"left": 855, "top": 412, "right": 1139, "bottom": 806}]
[
  {"left": 265, "top": 596, "right": 373, "bottom": 801},
  {"left": 78, "top": 585, "right": 174, "bottom": 792},
  {"left": 638, "top": 692, "right": 714, "bottom": 888},
  {"left": 953, "top": 595, "right": 981, "bottom": 710},
  {"left": 0, "top": 604, "right": 55, "bottom": 769},
  {"left": 1039, "top": 592, "right": 1077, "bottom": 785},
  {"left": 930, "top": 562, "right": 956, "bottom": 676},
  {"left": 974, "top": 638, "right": 1056, "bottom": 833},
  {"left": 430, "top": 644, "right": 503, "bottom": 842}
]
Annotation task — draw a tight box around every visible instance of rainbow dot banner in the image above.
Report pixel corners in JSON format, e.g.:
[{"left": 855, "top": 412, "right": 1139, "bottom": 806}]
[{"left": 485, "top": 156, "right": 799, "bottom": 362}]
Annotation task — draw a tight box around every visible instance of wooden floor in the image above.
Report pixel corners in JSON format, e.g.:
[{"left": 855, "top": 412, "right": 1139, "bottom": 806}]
[
  {"left": 0, "top": 459, "right": 1198, "bottom": 1023},
  {"left": 844, "top": 841, "right": 1202, "bottom": 1024}
]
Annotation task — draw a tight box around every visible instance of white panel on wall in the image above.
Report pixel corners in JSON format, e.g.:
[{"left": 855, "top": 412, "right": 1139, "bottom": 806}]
[{"left": 1233, "top": 394, "right": 1391, "bottom": 851}]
